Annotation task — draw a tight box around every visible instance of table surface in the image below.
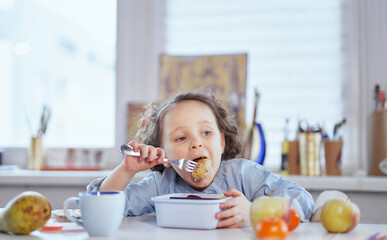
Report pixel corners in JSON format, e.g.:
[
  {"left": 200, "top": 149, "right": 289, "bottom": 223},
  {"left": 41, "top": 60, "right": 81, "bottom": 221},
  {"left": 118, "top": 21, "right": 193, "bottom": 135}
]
[{"left": 1, "top": 214, "right": 386, "bottom": 240}]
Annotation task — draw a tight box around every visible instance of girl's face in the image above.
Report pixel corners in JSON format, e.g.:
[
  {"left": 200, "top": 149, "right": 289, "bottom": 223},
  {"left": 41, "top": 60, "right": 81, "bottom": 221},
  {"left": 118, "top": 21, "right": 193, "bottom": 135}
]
[{"left": 160, "top": 100, "right": 225, "bottom": 190}]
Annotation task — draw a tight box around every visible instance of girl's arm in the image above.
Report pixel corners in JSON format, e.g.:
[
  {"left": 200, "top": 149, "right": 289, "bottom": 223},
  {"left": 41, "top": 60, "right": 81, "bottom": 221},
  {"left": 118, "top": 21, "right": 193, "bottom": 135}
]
[
  {"left": 99, "top": 162, "right": 136, "bottom": 191},
  {"left": 98, "top": 140, "right": 165, "bottom": 191}
]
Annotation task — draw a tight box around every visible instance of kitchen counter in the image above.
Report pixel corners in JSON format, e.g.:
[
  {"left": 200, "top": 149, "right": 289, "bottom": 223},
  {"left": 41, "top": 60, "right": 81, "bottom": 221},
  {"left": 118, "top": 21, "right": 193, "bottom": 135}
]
[
  {"left": 284, "top": 175, "right": 387, "bottom": 192},
  {"left": 283, "top": 175, "right": 387, "bottom": 224},
  {"left": 0, "top": 169, "right": 148, "bottom": 209},
  {"left": 0, "top": 169, "right": 110, "bottom": 186},
  {"left": 1, "top": 168, "right": 386, "bottom": 191},
  {"left": 0, "top": 168, "right": 149, "bottom": 186},
  {"left": 1, "top": 169, "right": 386, "bottom": 223}
]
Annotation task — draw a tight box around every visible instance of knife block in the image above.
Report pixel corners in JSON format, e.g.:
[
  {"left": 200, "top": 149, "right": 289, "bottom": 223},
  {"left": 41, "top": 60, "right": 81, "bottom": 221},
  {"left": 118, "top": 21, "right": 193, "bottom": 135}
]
[
  {"left": 288, "top": 141, "right": 300, "bottom": 175},
  {"left": 324, "top": 140, "right": 343, "bottom": 176},
  {"left": 27, "top": 136, "right": 45, "bottom": 170},
  {"left": 369, "top": 111, "right": 387, "bottom": 176}
]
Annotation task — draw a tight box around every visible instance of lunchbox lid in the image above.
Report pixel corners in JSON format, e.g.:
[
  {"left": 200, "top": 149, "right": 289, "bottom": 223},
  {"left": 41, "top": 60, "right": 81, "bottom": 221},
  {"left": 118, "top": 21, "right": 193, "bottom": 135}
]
[{"left": 151, "top": 193, "right": 231, "bottom": 204}]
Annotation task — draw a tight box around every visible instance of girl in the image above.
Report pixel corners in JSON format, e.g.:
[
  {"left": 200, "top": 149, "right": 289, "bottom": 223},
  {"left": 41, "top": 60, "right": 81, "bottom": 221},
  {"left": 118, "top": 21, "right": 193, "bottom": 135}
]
[{"left": 87, "top": 91, "right": 314, "bottom": 228}]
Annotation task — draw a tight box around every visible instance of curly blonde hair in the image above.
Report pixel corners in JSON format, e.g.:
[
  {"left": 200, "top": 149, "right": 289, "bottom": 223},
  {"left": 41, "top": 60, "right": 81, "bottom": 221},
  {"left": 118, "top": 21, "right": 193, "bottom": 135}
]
[{"left": 135, "top": 91, "right": 242, "bottom": 171}]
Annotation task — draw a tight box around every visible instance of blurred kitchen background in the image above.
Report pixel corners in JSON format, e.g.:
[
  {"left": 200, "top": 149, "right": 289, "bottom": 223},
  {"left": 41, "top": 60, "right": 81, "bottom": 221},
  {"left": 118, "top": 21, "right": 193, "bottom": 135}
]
[{"left": 0, "top": 0, "right": 386, "bottom": 175}]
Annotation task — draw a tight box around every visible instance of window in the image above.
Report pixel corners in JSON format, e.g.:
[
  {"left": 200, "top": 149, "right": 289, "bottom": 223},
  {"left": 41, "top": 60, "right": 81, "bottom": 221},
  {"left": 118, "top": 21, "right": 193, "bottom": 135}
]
[
  {"left": 0, "top": 0, "right": 116, "bottom": 148},
  {"left": 164, "top": 0, "right": 348, "bottom": 170}
]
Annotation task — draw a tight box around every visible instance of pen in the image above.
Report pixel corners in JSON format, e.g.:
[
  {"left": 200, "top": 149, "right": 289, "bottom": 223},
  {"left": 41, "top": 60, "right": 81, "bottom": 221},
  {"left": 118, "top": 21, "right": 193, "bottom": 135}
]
[
  {"left": 37, "top": 105, "right": 51, "bottom": 136},
  {"left": 374, "top": 84, "right": 380, "bottom": 112},
  {"left": 379, "top": 91, "right": 385, "bottom": 111},
  {"left": 333, "top": 118, "right": 346, "bottom": 140}
]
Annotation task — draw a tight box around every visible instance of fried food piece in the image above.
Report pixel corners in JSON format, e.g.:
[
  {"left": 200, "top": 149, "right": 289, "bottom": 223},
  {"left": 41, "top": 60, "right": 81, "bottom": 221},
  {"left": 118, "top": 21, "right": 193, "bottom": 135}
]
[
  {"left": 52, "top": 209, "right": 81, "bottom": 222},
  {"left": 192, "top": 157, "right": 211, "bottom": 181}
]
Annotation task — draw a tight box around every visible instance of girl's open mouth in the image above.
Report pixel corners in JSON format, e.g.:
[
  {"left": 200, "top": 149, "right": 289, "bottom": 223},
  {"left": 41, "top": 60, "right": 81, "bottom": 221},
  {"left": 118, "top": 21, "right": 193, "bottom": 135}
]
[{"left": 192, "top": 156, "right": 207, "bottom": 162}]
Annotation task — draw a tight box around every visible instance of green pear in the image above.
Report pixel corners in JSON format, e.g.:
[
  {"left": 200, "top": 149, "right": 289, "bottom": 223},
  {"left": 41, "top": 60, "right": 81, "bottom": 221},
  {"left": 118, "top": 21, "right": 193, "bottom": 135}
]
[{"left": 0, "top": 191, "right": 52, "bottom": 234}]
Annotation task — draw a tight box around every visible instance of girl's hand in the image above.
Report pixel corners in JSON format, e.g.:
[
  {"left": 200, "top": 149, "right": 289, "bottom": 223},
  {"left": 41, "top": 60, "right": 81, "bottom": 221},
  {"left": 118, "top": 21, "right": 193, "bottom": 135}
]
[
  {"left": 215, "top": 189, "right": 252, "bottom": 228},
  {"left": 122, "top": 140, "right": 165, "bottom": 173}
]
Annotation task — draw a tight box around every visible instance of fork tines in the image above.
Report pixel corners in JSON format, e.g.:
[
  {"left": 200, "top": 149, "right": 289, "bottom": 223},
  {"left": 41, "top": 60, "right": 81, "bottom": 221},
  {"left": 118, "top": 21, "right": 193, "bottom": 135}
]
[{"left": 185, "top": 161, "right": 197, "bottom": 172}]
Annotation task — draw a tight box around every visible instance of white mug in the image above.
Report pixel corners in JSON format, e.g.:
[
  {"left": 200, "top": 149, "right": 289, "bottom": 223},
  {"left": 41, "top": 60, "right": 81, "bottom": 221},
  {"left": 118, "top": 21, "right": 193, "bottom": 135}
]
[{"left": 64, "top": 191, "right": 125, "bottom": 236}]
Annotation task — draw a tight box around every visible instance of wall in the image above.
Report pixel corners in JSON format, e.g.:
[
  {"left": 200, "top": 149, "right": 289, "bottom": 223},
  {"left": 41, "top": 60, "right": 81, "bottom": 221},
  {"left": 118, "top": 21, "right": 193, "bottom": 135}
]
[
  {"left": 112, "top": 0, "right": 166, "bottom": 168},
  {"left": 344, "top": 0, "right": 387, "bottom": 174},
  {"left": 114, "top": 0, "right": 387, "bottom": 173}
]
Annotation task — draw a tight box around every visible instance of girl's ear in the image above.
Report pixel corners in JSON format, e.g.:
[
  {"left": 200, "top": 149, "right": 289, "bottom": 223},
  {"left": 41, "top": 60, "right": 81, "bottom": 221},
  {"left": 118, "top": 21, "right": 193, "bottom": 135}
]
[{"left": 221, "top": 132, "right": 225, "bottom": 154}]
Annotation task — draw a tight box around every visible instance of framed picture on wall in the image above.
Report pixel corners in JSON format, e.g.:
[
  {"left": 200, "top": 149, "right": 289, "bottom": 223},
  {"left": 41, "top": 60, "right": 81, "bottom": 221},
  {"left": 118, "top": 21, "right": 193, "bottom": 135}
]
[
  {"left": 158, "top": 53, "right": 248, "bottom": 131},
  {"left": 126, "top": 103, "right": 146, "bottom": 143}
]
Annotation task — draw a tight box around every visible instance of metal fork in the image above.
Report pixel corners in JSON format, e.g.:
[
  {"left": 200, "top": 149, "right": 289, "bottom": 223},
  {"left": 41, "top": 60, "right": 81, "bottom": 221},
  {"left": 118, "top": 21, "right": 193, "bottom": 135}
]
[{"left": 119, "top": 144, "right": 197, "bottom": 172}]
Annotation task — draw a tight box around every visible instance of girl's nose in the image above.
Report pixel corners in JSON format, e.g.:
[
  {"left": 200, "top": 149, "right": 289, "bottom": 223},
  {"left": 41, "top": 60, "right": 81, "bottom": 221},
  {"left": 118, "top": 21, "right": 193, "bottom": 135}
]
[{"left": 190, "top": 138, "right": 203, "bottom": 149}]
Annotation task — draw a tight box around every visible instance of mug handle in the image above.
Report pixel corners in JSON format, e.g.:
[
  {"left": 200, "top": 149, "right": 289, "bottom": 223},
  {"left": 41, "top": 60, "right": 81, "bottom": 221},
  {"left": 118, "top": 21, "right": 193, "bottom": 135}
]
[{"left": 63, "top": 197, "right": 83, "bottom": 226}]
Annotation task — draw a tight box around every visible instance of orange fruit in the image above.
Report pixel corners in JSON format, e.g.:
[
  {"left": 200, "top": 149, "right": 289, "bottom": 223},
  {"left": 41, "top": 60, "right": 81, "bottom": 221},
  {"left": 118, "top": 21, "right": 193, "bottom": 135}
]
[
  {"left": 255, "top": 217, "right": 288, "bottom": 239},
  {"left": 288, "top": 209, "right": 301, "bottom": 231}
]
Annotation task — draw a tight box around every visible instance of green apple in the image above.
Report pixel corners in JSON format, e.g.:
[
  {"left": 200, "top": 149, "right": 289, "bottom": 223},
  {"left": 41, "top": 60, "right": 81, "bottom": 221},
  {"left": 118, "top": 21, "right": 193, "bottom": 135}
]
[
  {"left": 320, "top": 199, "right": 360, "bottom": 233},
  {"left": 250, "top": 196, "right": 290, "bottom": 228}
]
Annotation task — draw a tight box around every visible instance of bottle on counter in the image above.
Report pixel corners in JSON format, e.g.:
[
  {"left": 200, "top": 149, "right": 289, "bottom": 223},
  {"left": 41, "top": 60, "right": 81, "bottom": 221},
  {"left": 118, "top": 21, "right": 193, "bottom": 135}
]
[
  {"left": 0, "top": 147, "right": 3, "bottom": 165},
  {"left": 280, "top": 118, "right": 290, "bottom": 175}
]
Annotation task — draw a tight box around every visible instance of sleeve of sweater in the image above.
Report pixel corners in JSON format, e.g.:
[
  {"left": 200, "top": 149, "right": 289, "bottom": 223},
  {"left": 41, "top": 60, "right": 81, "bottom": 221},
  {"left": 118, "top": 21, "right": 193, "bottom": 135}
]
[
  {"left": 86, "top": 171, "right": 162, "bottom": 216},
  {"left": 239, "top": 159, "right": 315, "bottom": 222}
]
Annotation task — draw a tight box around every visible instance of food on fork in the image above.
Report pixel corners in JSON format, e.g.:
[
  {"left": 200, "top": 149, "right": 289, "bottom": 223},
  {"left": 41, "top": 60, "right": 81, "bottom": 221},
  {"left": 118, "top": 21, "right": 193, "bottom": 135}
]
[{"left": 192, "top": 157, "right": 211, "bottom": 181}]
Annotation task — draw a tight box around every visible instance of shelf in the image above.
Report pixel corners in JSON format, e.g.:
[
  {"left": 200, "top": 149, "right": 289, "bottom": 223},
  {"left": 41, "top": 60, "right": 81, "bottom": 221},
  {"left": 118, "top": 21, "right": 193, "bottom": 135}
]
[
  {"left": 1, "top": 169, "right": 386, "bottom": 193},
  {"left": 0, "top": 169, "right": 149, "bottom": 187},
  {"left": 283, "top": 175, "right": 387, "bottom": 193}
]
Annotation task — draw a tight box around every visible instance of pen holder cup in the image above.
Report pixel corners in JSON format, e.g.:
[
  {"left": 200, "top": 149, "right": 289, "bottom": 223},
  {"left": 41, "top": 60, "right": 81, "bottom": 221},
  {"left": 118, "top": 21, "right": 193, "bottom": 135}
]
[
  {"left": 369, "top": 111, "right": 387, "bottom": 176},
  {"left": 324, "top": 140, "right": 343, "bottom": 176},
  {"left": 298, "top": 132, "right": 322, "bottom": 176},
  {"left": 288, "top": 141, "right": 300, "bottom": 175},
  {"left": 27, "top": 136, "right": 45, "bottom": 170}
]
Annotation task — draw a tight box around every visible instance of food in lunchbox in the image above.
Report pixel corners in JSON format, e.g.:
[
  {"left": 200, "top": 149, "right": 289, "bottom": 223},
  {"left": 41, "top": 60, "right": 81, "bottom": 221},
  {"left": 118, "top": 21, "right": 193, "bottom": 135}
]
[
  {"left": 187, "top": 194, "right": 202, "bottom": 198},
  {"left": 169, "top": 194, "right": 226, "bottom": 200}
]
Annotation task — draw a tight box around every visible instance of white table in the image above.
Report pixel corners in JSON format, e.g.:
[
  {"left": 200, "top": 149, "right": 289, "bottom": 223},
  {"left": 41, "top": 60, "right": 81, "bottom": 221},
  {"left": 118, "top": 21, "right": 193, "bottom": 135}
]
[{"left": 2, "top": 214, "right": 386, "bottom": 240}]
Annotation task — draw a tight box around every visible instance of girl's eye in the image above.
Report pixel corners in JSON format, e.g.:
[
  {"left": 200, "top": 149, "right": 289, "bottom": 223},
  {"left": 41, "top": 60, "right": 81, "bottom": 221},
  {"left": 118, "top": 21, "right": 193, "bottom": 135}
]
[
  {"left": 202, "top": 131, "right": 211, "bottom": 136},
  {"left": 176, "top": 136, "right": 186, "bottom": 142}
]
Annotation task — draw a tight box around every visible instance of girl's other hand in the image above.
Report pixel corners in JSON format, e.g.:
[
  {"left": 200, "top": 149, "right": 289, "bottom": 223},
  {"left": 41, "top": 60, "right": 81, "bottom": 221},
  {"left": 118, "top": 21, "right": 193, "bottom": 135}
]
[
  {"left": 123, "top": 140, "right": 165, "bottom": 173},
  {"left": 215, "top": 189, "right": 252, "bottom": 228}
]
